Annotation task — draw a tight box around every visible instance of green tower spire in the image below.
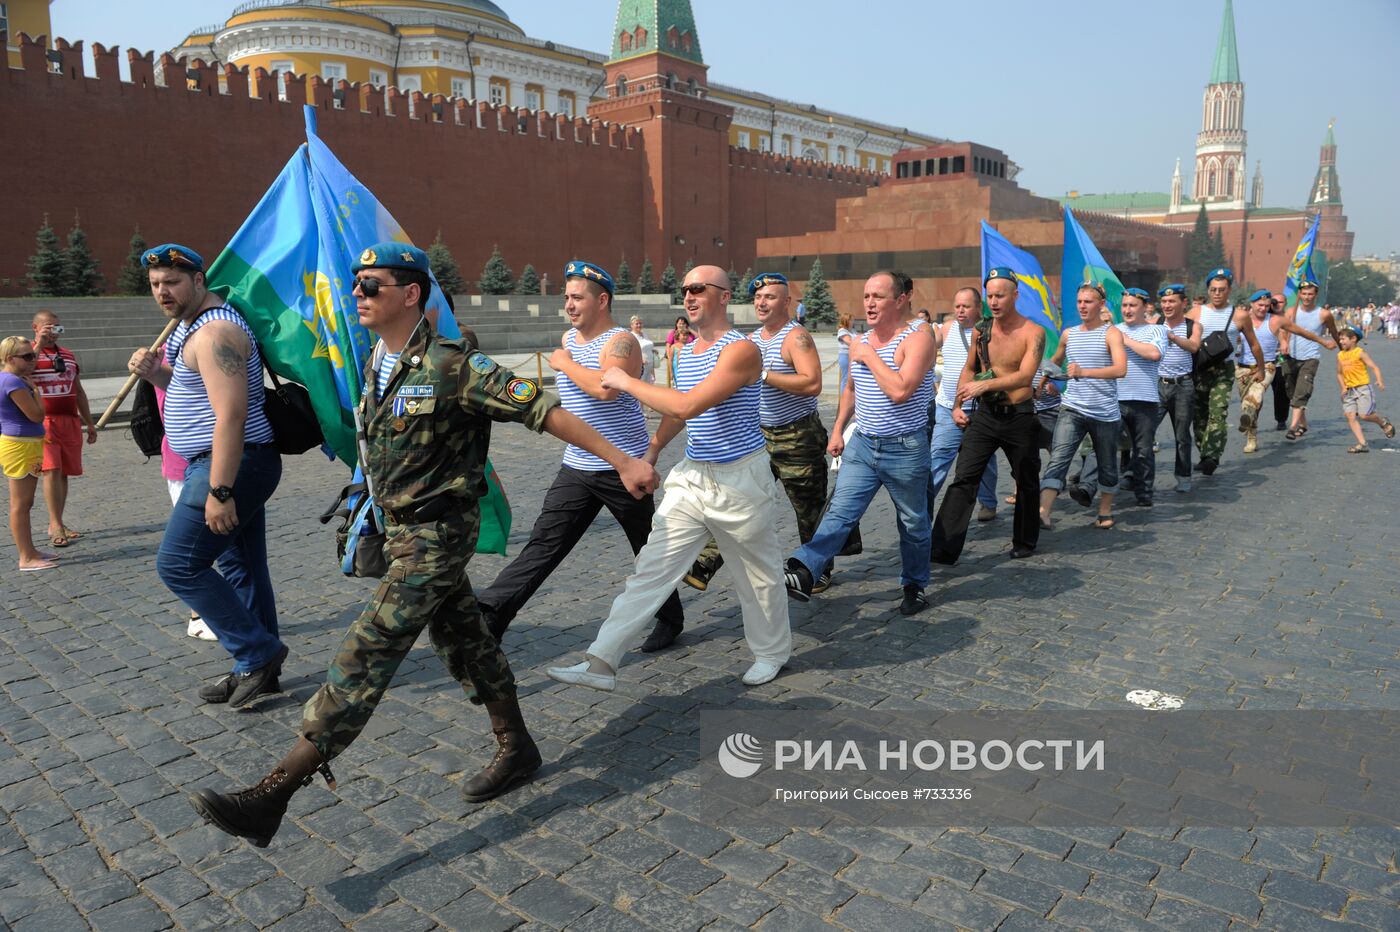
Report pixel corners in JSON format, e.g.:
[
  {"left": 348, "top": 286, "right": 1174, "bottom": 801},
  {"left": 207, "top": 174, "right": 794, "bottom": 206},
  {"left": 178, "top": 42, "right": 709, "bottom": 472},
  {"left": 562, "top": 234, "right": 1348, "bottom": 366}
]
[
  {"left": 1210, "top": 0, "right": 1241, "bottom": 85},
  {"left": 610, "top": 0, "right": 703, "bottom": 64}
]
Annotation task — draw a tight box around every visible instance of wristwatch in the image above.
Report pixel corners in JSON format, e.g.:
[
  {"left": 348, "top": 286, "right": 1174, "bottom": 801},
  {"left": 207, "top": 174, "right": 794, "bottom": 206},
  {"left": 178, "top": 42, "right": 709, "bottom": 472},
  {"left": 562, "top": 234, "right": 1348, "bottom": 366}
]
[
  {"left": 209, "top": 485, "right": 234, "bottom": 503},
  {"left": 760, "top": 368, "right": 770, "bottom": 383}
]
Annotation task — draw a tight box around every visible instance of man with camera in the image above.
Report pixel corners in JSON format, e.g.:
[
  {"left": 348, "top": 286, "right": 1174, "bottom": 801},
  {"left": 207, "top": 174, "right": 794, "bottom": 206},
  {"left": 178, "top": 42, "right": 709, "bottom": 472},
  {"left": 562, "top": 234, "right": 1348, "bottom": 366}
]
[{"left": 30, "top": 311, "right": 97, "bottom": 549}]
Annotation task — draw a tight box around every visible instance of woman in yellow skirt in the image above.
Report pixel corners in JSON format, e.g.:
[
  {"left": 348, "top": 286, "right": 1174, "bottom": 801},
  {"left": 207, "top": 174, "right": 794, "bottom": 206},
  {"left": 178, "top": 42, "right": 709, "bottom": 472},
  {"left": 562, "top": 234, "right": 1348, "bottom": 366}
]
[{"left": 1, "top": 336, "right": 55, "bottom": 571}]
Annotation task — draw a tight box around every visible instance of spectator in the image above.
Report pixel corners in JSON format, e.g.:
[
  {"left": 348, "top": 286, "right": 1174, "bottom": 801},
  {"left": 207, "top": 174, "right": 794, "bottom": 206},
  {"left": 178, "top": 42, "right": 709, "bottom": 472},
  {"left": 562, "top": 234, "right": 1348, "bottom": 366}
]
[
  {"left": 30, "top": 311, "right": 97, "bottom": 549},
  {"left": 1, "top": 336, "right": 56, "bottom": 571},
  {"left": 665, "top": 315, "right": 695, "bottom": 386},
  {"left": 835, "top": 311, "right": 854, "bottom": 395},
  {"left": 629, "top": 315, "right": 657, "bottom": 384}
]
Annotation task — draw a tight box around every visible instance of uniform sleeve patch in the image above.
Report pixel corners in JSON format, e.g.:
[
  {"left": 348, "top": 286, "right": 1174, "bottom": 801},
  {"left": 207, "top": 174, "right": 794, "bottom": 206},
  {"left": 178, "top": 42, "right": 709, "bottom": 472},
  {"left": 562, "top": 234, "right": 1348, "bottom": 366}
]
[
  {"left": 506, "top": 378, "right": 538, "bottom": 404},
  {"left": 468, "top": 352, "right": 497, "bottom": 374}
]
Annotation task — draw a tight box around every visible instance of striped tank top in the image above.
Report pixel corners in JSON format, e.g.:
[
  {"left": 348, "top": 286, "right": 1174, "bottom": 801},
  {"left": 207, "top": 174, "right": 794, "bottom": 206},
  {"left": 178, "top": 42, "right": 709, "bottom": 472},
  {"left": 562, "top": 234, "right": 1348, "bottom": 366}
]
[
  {"left": 1237, "top": 319, "right": 1278, "bottom": 365},
  {"left": 1291, "top": 308, "right": 1324, "bottom": 361},
  {"left": 936, "top": 323, "right": 976, "bottom": 411},
  {"left": 163, "top": 305, "right": 275, "bottom": 460},
  {"left": 376, "top": 351, "right": 401, "bottom": 401},
  {"left": 853, "top": 324, "right": 933, "bottom": 436},
  {"left": 557, "top": 327, "right": 650, "bottom": 470},
  {"left": 1116, "top": 322, "right": 1167, "bottom": 403},
  {"left": 1159, "top": 319, "right": 1195, "bottom": 378},
  {"left": 1199, "top": 306, "right": 1239, "bottom": 344},
  {"left": 751, "top": 320, "right": 818, "bottom": 427},
  {"left": 1061, "top": 325, "right": 1119, "bottom": 421},
  {"left": 674, "top": 330, "right": 764, "bottom": 463}
]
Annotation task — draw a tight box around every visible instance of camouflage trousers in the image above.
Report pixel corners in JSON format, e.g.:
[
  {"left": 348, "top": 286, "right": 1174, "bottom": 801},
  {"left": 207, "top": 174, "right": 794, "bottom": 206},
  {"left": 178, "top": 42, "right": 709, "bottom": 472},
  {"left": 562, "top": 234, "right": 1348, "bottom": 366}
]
[
  {"left": 1234, "top": 362, "right": 1276, "bottom": 427},
  {"left": 302, "top": 515, "right": 515, "bottom": 761},
  {"left": 1192, "top": 363, "right": 1235, "bottom": 461},
  {"left": 691, "top": 411, "right": 829, "bottom": 584}
]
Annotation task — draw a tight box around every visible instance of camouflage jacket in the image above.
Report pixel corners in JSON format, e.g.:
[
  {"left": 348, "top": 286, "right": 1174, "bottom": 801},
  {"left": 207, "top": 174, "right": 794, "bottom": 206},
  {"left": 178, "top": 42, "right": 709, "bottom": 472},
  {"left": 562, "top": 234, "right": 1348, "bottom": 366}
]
[{"left": 359, "top": 320, "right": 559, "bottom": 524}]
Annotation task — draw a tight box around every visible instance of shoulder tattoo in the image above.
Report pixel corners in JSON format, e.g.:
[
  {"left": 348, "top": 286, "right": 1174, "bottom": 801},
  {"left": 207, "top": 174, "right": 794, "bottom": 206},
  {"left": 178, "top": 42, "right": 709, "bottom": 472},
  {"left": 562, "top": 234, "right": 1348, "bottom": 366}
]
[
  {"left": 607, "top": 335, "right": 636, "bottom": 359},
  {"left": 214, "top": 338, "right": 247, "bottom": 378},
  {"left": 792, "top": 329, "right": 816, "bottom": 352},
  {"left": 1032, "top": 328, "right": 1046, "bottom": 361}
]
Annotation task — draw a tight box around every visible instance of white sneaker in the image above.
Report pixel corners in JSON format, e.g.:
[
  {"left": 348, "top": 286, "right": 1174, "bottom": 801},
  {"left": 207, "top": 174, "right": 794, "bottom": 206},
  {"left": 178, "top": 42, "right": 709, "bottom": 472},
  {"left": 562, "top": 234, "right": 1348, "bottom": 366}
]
[
  {"left": 187, "top": 616, "right": 218, "bottom": 641},
  {"left": 546, "top": 661, "right": 615, "bottom": 692},
  {"left": 741, "top": 660, "right": 784, "bottom": 686}
]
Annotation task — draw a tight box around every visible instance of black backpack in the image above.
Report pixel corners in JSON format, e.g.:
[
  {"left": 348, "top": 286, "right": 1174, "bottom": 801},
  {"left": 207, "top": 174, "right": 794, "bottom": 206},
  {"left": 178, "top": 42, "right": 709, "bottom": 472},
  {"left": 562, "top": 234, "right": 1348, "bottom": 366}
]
[{"left": 129, "top": 379, "right": 164, "bottom": 459}]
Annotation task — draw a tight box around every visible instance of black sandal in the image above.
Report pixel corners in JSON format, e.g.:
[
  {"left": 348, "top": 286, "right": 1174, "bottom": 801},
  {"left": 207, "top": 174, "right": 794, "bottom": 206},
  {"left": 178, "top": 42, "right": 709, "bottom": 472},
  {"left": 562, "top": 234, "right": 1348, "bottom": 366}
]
[{"left": 1094, "top": 515, "right": 1115, "bottom": 529}]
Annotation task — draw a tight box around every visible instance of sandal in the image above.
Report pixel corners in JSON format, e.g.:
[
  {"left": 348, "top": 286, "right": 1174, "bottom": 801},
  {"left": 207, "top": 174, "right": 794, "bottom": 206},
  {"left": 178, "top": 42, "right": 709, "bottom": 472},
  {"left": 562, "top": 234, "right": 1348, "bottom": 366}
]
[
  {"left": 1382, "top": 419, "right": 1396, "bottom": 439},
  {"left": 1005, "top": 494, "right": 1018, "bottom": 505},
  {"left": 49, "top": 533, "right": 70, "bottom": 549},
  {"left": 19, "top": 560, "right": 58, "bottom": 572},
  {"left": 61, "top": 527, "right": 82, "bottom": 540},
  {"left": 1348, "top": 444, "right": 1369, "bottom": 454},
  {"left": 1094, "top": 515, "right": 1115, "bottom": 529},
  {"left": 1297, "top": 424, "right": 1309, "bottom": 436},
  {"left": 1285, "top": 428, "right": 1302, "bottom": 441}
]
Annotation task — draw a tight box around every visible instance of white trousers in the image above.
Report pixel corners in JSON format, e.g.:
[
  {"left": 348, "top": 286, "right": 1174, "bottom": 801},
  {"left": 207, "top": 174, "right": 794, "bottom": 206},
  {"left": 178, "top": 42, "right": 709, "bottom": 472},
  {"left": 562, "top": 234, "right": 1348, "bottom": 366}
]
[{"left": 588, "top": 448, "right": 793, "bottom": 670}]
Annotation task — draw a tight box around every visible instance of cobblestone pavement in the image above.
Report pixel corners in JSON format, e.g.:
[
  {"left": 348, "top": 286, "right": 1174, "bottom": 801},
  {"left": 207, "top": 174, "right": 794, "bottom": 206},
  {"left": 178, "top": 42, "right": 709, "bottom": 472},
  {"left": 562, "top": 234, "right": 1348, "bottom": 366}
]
[{"left": 3, "top": 340, "right": 1399, "bottom": 931}]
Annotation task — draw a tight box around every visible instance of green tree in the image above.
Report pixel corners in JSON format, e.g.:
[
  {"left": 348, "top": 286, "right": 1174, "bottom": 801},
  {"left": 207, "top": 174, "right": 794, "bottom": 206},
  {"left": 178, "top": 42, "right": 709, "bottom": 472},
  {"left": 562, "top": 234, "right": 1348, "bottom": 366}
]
[
  {"left": 802, "top": 258, "right": 836, "bottom": 327},
  {"left": 25, "top": 215, "right": 66, "bottom": 297},
  {"left": 727, "top": 265, "right": 740, "bottom": 297},
  {"left": 427, "top": 231, "right": 467, "bottom": 296},
  {"left": 117, "top": 227, "right": 150, "bottom": 296},
  {"left": 1325, "top": 261, "right": 1398, "bottom": 307},
  {"left": 660, "top": 263, "right": 679, "bottom": 304},
  {"left": 614, "top": 257, "right": 633, "bottom": 295},
  {"left": 478, "top": 244, "right": 514, "bottom": 295},
  {"left": 737, "top": 267, "right": 754, "bottom": 303},
  {"left": 515, "top": 263, "right": 540, "bottom": 295},
  {"left": 637, "top": 258, "right": 657, "bottom": 295},
  {"left": 61, "top": 218, "right": 103, "bottom": 296},
  {"left": 1185, "top": 204, "right": 1218, "bottom": 290}
]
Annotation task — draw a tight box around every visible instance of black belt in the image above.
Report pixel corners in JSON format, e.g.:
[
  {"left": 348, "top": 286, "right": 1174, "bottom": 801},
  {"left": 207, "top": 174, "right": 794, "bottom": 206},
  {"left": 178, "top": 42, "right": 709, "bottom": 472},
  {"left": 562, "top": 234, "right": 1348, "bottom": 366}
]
[
  {"left": 190, "top": 441, "right": 277, "bottom": 462},
  {"left": 384, "top": 495, "right": 453, "bottom": 526},
  {"left": 1158, "top": 375, "right": 1192, "bottom": 384},
  {"left": 983, "top": 400, "right": 1035, "bottom": 416}
]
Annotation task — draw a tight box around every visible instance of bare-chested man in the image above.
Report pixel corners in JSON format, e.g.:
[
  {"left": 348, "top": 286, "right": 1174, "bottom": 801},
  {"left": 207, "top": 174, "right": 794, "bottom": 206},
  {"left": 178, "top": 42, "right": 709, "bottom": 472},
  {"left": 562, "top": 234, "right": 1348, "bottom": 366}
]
[{"left": 931, "top": 267, "right": 1045, "bottom": 562}]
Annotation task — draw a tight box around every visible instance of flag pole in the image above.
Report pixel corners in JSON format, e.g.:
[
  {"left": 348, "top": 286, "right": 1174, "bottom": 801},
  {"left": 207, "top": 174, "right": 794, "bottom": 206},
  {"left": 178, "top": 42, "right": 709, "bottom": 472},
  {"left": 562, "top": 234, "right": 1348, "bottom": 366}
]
[{"left": 95, "top": 317, "right": 181, "bottom": 429}]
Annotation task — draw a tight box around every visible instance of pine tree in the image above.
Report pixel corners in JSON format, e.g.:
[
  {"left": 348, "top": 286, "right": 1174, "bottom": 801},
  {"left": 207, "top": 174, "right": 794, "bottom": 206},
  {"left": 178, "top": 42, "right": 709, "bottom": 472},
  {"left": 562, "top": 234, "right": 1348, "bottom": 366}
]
[
  {"left": 25, "top": 215, "right": 66, "bottom": 297},
  {"left": 802, "top": 259, "right": 836, "bottom": 326},
  {"left": 478, "top": 244, "right": 514, "bottom": 295},
  {"left": 737, "top": 268, "right": 755, "bottom": 302},
  {"left": 427, "top": 231, "right": 467, "bottom": 296},
  {"left": 614, "top": 257, "right": 633, "bottom": 295},
  {"left": 61, "top": 217, "right": 103, "bottom": 296},
  {"left": 117, "top": 228, "right": 150, "bottom": 296},
  {"left": 515, "top": 263, "right": 540, "bottom": 295},
  {"left": 637, "top": 259, "right": 657, "bottom": 295},
  {"left": 727, "top": 265, "right": 741, "bottom": 296},
  {"left": 1185, "top": 204, "right": 1215, "bottom": 289},
  {"left": 660, "top": 263, "right": 679, "bottom": 304}
]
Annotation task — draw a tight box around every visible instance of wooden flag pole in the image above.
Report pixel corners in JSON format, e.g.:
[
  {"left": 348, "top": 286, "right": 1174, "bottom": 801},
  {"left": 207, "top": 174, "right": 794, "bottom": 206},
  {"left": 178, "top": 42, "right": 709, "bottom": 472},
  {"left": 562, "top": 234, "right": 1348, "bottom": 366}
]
[{"left": 95, "top": 317, "right": 181, "bottom": 429}]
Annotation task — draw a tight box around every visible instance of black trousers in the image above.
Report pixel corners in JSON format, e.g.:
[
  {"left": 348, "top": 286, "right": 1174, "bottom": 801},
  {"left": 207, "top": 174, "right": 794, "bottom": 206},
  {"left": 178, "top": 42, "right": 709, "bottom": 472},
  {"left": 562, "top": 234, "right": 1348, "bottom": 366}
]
[
  {"left": 1271, "top": 363, "right": 1290, "bottom": 424},
  {"left": 477, "top": 465, "right": 683, "bottom": 633},
  {"left": 932, "top": 405, "right": 1041, "bottom": 559}
]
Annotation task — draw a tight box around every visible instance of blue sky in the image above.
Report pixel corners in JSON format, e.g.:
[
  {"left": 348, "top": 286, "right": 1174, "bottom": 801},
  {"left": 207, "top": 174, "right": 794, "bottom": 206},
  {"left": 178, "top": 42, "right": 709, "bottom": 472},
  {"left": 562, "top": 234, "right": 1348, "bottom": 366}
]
[{"left": 48, "top": 0, "right": 1400, "bottom": 256}]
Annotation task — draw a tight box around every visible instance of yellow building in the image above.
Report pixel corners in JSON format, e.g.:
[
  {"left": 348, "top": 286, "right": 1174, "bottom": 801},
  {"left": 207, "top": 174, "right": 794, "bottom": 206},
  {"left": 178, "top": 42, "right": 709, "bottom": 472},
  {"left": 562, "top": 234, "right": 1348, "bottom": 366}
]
[
  {"left": 175, "top": 0, "right": 937, "bottom": 167},
  {"left": 4, "top": 0, "right": 54, "bottom": 68}
]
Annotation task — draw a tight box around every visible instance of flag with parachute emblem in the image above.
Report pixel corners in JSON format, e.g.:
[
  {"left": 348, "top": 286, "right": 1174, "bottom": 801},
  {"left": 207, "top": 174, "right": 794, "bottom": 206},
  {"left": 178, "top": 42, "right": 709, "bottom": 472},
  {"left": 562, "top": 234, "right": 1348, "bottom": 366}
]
[
  {"left": 979, "top": 221, "right": 1061, "bottom": 356},
  {"left": 1061, "top": 208, "right": 1124, "bottom": 327},
  {"left": 1283, "top": 213, "right": 1321, "bottom": 310},
  {"left": 205, "top": 105, "right": 512, "bottom": 554}
]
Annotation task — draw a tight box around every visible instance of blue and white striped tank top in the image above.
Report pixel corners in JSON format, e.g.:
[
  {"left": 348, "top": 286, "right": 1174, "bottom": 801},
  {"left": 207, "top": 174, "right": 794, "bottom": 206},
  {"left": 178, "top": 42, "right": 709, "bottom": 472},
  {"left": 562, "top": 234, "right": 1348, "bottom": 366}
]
[
  {"left": 1291, "top": 308, "right": 1324, "bottom": 361},
  {"left": 1237, "top": 319, "right": 1278, "bottom": 365},
  {"left": 751, "top": 320, "right": 818, "bottom": 427},
  {"left": 1199, "top": 306, "right": 1239, "bottom": 345},
  {"left": 376, "top": 351, "right": 401, "bottom": 401},
  {"left": 936, "top": 323, "right": 976, "bottom": 411},
  {"left": 1061, "top": 325, "right": 1119, "bottom": 421},
  {"left": 164, "top": 305, "right": 275, "bottom": 460},
  {"left": 853, "top": 325, "right": 933, "bottom": 436},
  {"left": 1159, "top": 320, "right": 1195, "bottom": 378},
  {"left": 1116, "top": 322, "right": 1167, "bottom": 403},
  {"left": 557, "top": 327, "right": 650, "bottom": 470},
  {"left": 674, "top": 330, "right": 764, "bottom": 463}
]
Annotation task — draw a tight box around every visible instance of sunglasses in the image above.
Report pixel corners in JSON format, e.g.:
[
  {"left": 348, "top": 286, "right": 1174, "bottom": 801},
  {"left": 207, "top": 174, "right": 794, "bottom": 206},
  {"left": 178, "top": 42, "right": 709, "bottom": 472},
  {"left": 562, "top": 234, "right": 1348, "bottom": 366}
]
[
  {"left": 11, "top": 352, "right": 37, "bottom": 361},
  {"left": 680, "top": 282, "right": 727, "bottom": 296},
  {"left": 354, "top": 277, "right": 408, "bottom": 297}
]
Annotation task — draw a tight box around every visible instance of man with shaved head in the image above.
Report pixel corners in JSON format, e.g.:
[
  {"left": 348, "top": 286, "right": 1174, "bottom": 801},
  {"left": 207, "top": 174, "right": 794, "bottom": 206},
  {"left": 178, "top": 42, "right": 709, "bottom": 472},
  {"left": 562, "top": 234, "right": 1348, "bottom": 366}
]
[{"left": 548, "top": 264, "right": 792, "bottom": 691}]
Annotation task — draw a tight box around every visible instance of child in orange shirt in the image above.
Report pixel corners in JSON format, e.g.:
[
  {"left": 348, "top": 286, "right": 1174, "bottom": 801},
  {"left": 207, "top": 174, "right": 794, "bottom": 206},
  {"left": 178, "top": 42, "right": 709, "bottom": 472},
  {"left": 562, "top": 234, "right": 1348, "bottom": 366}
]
[{"left": 1336, "top": 327, "right": 1394, "bottom": 452}]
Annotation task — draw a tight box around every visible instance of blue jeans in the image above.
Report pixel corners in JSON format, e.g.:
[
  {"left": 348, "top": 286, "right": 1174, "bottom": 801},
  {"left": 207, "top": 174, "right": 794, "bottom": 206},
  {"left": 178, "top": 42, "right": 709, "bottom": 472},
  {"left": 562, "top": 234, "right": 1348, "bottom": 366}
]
[
  {"left": 793, "top": 430, "right": 930, "bottom": 588},
  {"left": 1041, "top": 408, "right": 1121, "bottom": 495},
  {"left": 836, "top": 351, "right": 849, "bottom": 399},
  {"left": 157, "top": 445, "right": 283, "bottom": 674},
  {"left": 928, "top": 403, "right": 998, "bottom": 518}
]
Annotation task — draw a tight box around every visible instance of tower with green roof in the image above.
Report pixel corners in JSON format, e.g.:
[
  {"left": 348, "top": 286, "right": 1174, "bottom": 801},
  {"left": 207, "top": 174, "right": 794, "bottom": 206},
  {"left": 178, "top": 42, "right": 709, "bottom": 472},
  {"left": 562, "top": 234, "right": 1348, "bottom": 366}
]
[
  {"left": 1191, "top": 0, "right": 1246, "bottom": 209},
  {"left": 1308, "top": 120, "right": 1355, "bottom": 260}
]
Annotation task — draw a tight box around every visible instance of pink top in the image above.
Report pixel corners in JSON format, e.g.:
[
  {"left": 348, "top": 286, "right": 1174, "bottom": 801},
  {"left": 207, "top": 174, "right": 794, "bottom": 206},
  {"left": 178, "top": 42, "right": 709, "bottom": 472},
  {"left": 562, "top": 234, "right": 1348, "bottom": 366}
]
[
  {"left": 156, "top": 342, "right": 189, "bottom": 481},
  {"left": 666, "top": 331, "right": 696, "bottom": 348}
]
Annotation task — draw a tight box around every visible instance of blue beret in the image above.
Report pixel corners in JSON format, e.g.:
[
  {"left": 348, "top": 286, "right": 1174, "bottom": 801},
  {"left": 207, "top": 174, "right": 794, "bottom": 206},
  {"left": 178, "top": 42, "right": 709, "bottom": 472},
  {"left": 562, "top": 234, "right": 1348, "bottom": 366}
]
[
  {"left": 141, "top": 243, "right": 204, "bottom": 272},
  {"left": 1342, "top": 326, "right": 1363, "bottom": 341},
  {"left": 1078, "top": 280, "right": 1107, "bottom": 298},
  {"left": 984, "top": 267, "right": 1016, "bottom": 285},
  {"left": 1207, "top": 267, "right": 1234, "bottom": 284},
  {"left": 565, "top": 260, "right": 615, "bottom": 295},
  {"left": 1157, "top": 283, "right": 1187, "bottom": 298},
  {"left": 353, "top": 242, "right": 430, "bottom": 274},
  {"left": 748, "top": 272, "right": 788, "bottom": 294},
  {"left": 1122, "top": 287, "right": 1151, "bottom": 301},
  {"left": 1247, "top": 289, "right": 1272, "bottom": 303}
]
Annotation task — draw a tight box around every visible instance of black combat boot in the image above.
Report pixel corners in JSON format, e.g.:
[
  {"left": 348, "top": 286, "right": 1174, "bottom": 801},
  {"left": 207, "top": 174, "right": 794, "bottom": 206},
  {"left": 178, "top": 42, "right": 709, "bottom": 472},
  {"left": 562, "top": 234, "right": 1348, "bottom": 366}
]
[
  {"left": 461, "top": 698, "right": 542, "bottom": 803},
  {"left": 189, "top": 738, "right": 334, "bottom": 848}
]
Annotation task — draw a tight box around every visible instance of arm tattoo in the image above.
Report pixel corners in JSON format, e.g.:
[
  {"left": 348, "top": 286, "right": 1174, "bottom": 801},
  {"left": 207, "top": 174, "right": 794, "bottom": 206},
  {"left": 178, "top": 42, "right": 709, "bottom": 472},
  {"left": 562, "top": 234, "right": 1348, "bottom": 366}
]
[
  {"left": 607, "top": 336, "right": 635, "bottom": 359},
  {"left": 793, "top": 330, "right": 816, "bottom": 351},
  {"left": 1032, "top": 329, "right": 1046, "bottom": 364},
  {"left": 214, "top": 339, "right": 247, "bottom": 378}
]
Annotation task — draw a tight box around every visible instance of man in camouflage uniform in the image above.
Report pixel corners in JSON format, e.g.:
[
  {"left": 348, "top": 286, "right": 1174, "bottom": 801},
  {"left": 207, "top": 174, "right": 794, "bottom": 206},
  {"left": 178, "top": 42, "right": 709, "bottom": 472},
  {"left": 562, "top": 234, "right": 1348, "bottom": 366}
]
[
  {"left": 680, "top": 272, "right": 831, "bottom": 604},
  {"left": 1187, "top": 268, "right": 1264, "bottom": 475},
  {"left": 189, "top": 243, "right": 658, "bottom": 847}
]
